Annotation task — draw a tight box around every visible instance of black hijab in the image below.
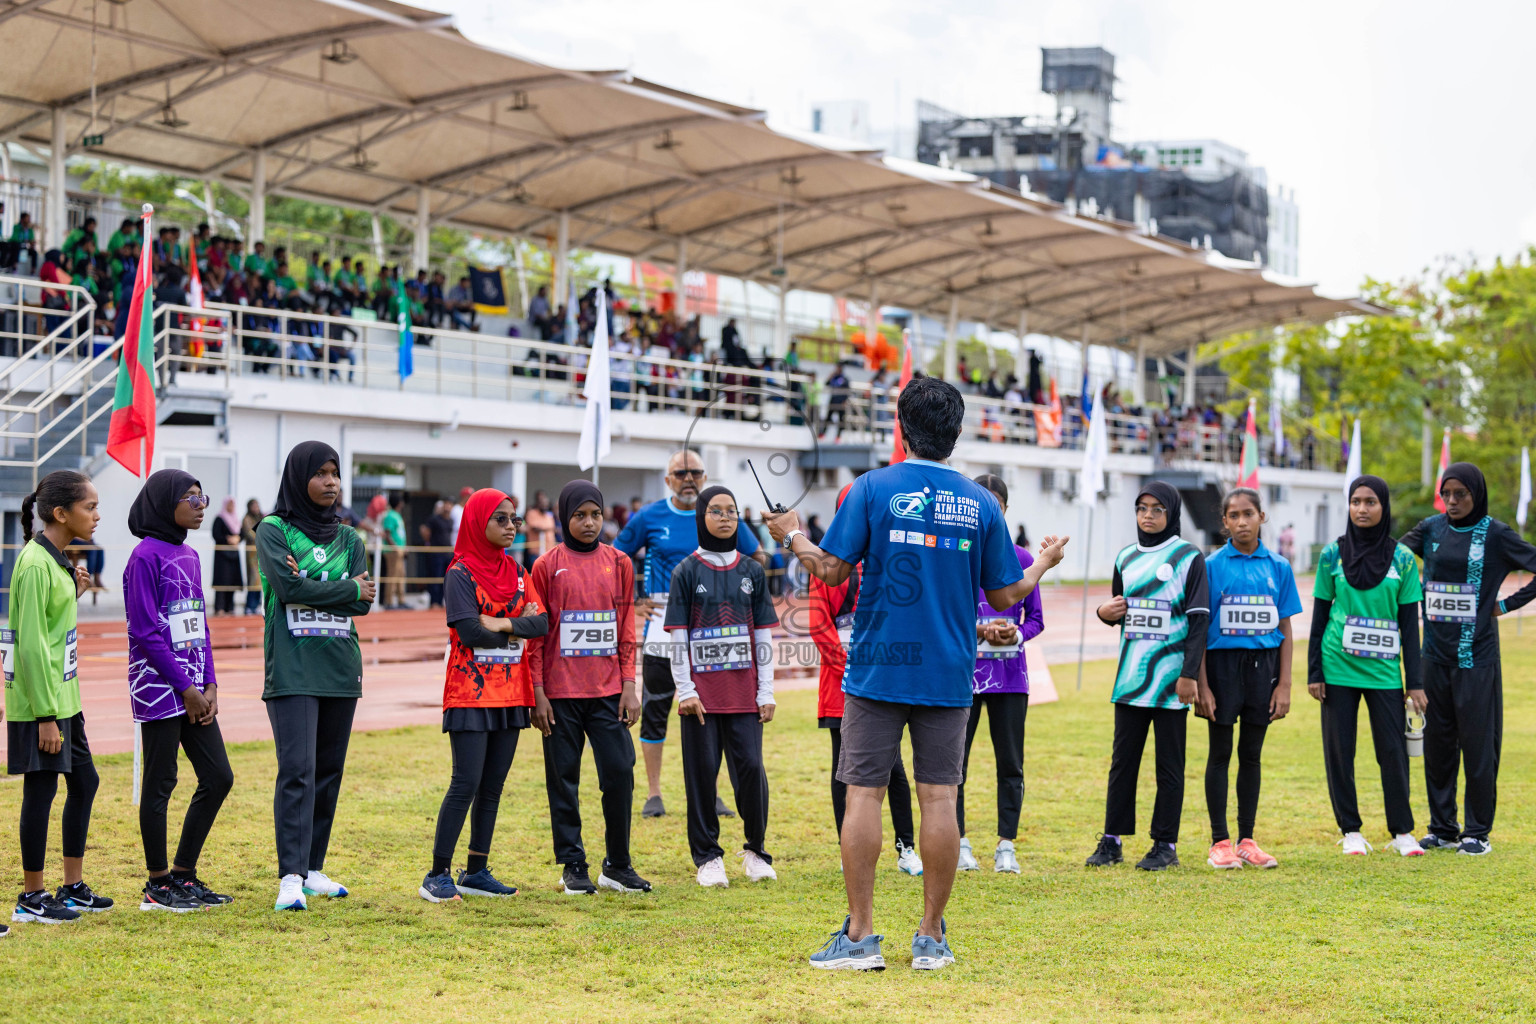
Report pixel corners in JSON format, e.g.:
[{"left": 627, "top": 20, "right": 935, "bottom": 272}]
[
  {"left": 272, "top": 440, "right": 341, "bottom": 544},
  {"left": 559, "top": 479, "right": 604, "bottom": 554},
  {"left": 1135, "top": 481, "right": 1183, "bottom": 548},
  {"left": 128, "top": 468, "right": 200, "bottom": 546},
  {"left": 695, "top": 484, "right": 738, "bottom": 553},
  {"left": 1441, "top": 462, "right": 1488, "bottom": 527},
  {"left": 1341, "top": 475, "right": 1395, "bottom": 591}
]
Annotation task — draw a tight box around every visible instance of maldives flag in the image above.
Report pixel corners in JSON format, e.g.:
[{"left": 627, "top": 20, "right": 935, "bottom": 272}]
[
  {"left": 1236, "top": 397, "right": 1260, "bottom": 488},
  {"left": 888, "top": 332, "right": 913, "bottom": 465},
  {"left": 1433, "top": 428, "right": 1451, "bottom": 513},
  {"left": 106, "top": 208, "right": 157, "bottom": 477}
]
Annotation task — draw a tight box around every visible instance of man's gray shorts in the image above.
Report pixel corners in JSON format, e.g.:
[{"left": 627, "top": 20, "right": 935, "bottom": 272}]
[{"left": 836, "top": 694, "right": 970, "bottom": 788}]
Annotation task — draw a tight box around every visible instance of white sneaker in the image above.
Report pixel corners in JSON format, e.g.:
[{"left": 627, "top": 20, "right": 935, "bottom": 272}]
[
  {"left": 1388, "top": 833, "right": 1426, "bottom": 857},
  {"left": 896, "top": 842, "right": 924, "bottom": 876},
  {"left": 740, "top": 850, "right": 778, "bottom": 882},
  {"left": 1339, "top": 832, "right": 1373, "bottom": 856},
  {"left": 696, "top": 857, "right": 729, "bottom": 888},
  {"left": 994, "top": 840, "right": 1021, "bottom": 874},
  {"left": 303, "top": 870, "right": 349, "bottom": 898},
  {"left": 957, "top": 837, "right": 980, "bottom": 871},
  {"left": 275, "top": 874, "right": 307, "bottom": 911}
]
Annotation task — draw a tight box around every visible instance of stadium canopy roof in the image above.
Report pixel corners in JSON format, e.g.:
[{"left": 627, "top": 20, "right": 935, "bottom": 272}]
[{"left": 0, "top": 0, "right": 1389, "bottom": 354}]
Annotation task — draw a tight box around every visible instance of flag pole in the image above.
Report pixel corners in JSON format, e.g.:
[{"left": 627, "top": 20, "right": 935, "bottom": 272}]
[{"left": 1075, "top": 500, "right": 1094, "bottom": 691}]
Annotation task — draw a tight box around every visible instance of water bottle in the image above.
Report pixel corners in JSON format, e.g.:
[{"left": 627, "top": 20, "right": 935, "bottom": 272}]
[{"left": 1405, "top": 700, "right": 1425, "bottom": 758}]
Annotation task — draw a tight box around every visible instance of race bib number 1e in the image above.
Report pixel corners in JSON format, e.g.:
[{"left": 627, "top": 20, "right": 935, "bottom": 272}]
[
  {"left": 1342, "top": 616, "right": 1400, "bottom": 659},
  {"left": 1124, "top": 598, "right": 1174, "bottom": 640},
  {"left": 167, "top": 599, "right": 208, "bottom": 650},
  {"left": 1, "top": 628, "right": 13, "bottom": 684},
  {"left": 1424, "top": 582, "right": 1476, "bottom": 623}
]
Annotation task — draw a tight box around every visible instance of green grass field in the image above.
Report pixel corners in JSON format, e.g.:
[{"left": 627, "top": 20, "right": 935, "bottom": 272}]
[{"left": 3, "top": 630, "right": 1535, "bottom": 1023}]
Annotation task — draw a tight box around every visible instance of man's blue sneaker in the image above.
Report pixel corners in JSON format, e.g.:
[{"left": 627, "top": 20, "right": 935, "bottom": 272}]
[
  {"left": 911, "top": 919, "right": 955, "bottom": 970},
  {"left": 456, "top": 867, "right": 517, "bottom": 897},
  {"left": 418, "top": 872, "right": 461, "bottom": 903},
  {"left": 808, "top": 916, "right": 885, "bottom": 971}
]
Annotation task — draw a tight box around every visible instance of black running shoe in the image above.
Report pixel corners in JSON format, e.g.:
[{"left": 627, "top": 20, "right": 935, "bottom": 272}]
[
  {"left": 1418, "top": 833, "right": 1458, "bottom": 852},
  {"left": 173, "top": 875, "right": 234, "bottom": 906},
  {"left": 56, "top": 881, "right": 114, "bottom": 912},
  {"left": 0, "top": 922, "right": 8, "bottom": 938},
  {"left": 561, "top": 863, "right": 597, "bottom": 895},
  {"left": 1136, "top": 842, "right": 1180, "bottom": 871},
  {"left": 12, "top": 889, "right": 80, "bottom": 924},
  {"left": 641, "top": 795, "right": 666, "bottom": 818},
  {"left": 140, "top": 881, "right": 204, "bottom": 913},
  {"left": 597, "top": 861, "right": 653, "bottom": 893},
  {"left": 1085, "top": 834, "right": 1123, "bottom": 867},
  {"left": 715, "top": 795, "right": 736, "bottom": 819}
]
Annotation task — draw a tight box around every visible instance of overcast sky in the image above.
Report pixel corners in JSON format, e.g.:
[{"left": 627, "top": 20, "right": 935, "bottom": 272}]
[{"left": 442, "top": 0, "right": 1535, "bottom": 295}]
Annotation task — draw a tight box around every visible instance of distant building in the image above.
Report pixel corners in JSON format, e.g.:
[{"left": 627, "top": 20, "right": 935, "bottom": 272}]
[
  {"left": 914, "top": 50, "right": 1301, "bottom": 273},
  {"left": 809, "top": 100, "right": 872, "bottom": 144}
]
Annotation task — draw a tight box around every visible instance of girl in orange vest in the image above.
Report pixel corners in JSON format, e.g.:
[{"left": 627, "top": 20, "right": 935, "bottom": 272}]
[{"left": 419, "top": 488, "right": 547, "bottom": 902}]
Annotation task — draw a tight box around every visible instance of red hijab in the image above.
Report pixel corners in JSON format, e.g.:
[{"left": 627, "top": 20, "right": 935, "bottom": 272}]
[{"left": 448, "top": 488, "right": 523, "bottom": 602}]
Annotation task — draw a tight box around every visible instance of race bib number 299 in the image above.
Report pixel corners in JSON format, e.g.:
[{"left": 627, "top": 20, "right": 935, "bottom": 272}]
[{"left": 1342, "top": 616, "right": 1400, "bottom": 659}]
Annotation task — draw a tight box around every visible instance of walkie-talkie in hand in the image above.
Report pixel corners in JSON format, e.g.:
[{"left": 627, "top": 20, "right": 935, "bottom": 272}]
[{"left": 747, "top": 459, "right": 787, "bottom": 515}]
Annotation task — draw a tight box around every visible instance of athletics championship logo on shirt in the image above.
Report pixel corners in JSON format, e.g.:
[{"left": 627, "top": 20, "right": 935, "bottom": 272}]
[{"left": 889, "top": 488, "right": 933, "bottom": 521}]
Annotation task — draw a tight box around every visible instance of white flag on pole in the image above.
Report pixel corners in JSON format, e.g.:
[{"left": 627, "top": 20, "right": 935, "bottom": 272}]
[
  {"left": 1518, "top": 446, "right": 1531, "bottom": 530},
  {"left": 577, "top": 292, "right": 611, "bottom": 471},
  {"left": 1342, "top": 416, "right": 1361, "bottom": 506},
  {"left": 1077, "top": 380, "right": 1108, "bottom": 506}
]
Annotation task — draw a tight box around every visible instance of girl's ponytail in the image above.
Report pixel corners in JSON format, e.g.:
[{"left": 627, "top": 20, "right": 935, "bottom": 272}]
[{"left": 19, "top": 491, "right": 37, "bottom": 543}]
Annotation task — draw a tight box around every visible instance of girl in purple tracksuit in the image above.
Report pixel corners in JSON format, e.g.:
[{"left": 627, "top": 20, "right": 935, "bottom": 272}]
[
  {"left": 956, "top": 475, "right": 1045, "bottom": 874},
  {"left": 124, "top": 470, "right": 235, "bottom": 912}
]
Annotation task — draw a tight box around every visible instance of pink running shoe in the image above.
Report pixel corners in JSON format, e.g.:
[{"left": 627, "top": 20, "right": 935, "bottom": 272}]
[
  {"left": 1207, "top": 839, "right": 1242, "bottom": 870},
  {"left": 1236, "top": 838, "right": 1278, "bottom": 868}
]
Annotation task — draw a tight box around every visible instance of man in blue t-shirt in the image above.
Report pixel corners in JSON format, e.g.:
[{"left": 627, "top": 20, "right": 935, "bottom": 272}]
[
  {"left": 614, "top": 448, "right": 765, "bottom": 818},
  {"left": 766, "top": 377, "right": 1068, "bottom": 971}
]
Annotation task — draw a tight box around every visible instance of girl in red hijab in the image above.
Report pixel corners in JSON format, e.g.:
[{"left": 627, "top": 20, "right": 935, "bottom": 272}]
[{"left": 419, "top": 488, "right": 548, "bottom": 903}]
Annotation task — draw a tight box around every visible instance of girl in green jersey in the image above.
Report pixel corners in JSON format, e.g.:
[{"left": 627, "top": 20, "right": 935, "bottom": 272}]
[{"left": 1308, "top": 475, "right": 1426, "bottom": 857}]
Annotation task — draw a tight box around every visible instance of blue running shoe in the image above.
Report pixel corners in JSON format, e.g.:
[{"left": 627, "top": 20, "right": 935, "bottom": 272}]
[
  {"left": 419, "top": 872, "right": 461, "bottom": 903},
  {"left": 56, "top": 881, "right": 114, "bottom": 913},
  {"left": 808, "top": 916, "right": 885, "bottom": 971},
  {"left": 456, "top": 867, "right": 517, "bottom": 897},
  {"left": 911, "top": 919, "right": 955, "bottom": 970}
]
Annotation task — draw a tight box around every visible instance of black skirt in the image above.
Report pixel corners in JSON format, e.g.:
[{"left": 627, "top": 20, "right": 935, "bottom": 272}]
[
  {"left": 442, "top": 706, "right": 531, "bottom": 733},
  {"left": 7, "top": 712, "right": 91, "bottom": 775}
]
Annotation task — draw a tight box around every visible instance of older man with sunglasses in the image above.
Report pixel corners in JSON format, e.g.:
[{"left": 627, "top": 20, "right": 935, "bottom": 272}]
[{"left": 614, "top": 449, "right": 768, "bottom": 818}]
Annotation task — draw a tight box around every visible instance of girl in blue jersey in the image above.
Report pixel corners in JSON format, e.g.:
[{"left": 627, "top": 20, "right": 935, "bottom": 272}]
[{"left": 1195, "top": 488, "right": 1301, "bottom": 870}]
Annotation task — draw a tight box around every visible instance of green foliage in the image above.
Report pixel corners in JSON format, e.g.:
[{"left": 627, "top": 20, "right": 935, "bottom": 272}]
[{"left": 1212, "top": 259, "right": 1536, "bottom": 535}]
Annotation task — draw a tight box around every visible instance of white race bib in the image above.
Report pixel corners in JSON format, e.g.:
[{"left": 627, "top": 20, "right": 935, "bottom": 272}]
[
  {"left": 559, "top": 610, "right": 618, "bottom": 657},
  {"left": 835, "top": 612, "right": 855, "bottom": 650},
  {"left": 1219, "top": 594, "right": 1279, "bottom": 636},
  {"left": 1424, "top": 582, "right": 1476, "bottom": 623},
  {"left": 474, "top": 639, "right": 524, "bottom": 665},
  {"left": 167, "top": 599, "right": 208, "bottom": 651},
  {"left": 285, "top": 605, "right": 352, "bottom": 638},
  {"left": 64, "top": 627, "right": 78, "bottom": 682},
  {"left": 976, "top": 616, "right": 1023, "bottom": 659},
  {"left": 1342, "top": 616, "right": 1400, "bottom": 660},
  {"left": 1, "top": 628, "right": 13, "bottom": 683},
  {"left": 1124, "top": 598, "right": 1174, "bottom": 640},
  {"left": 688, "top": 624, "right": 752, "bottom": 673}
]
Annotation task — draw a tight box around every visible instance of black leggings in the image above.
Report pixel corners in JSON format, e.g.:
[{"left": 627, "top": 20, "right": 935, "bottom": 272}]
[
  {"left": 1205, "top": 721, "right": 1268, "bottom": 843},
  {"left": 433, "top": 729, "right": 521, "bottom": 864},
  {"left": 829, "top": 725, "right": 916, "bottom": 850},
  {"left": 20, "top": 764, "right": 100, "bottom": 873},
  {"left": 139, "top": 715, "right": 235, "bottom": 873}
]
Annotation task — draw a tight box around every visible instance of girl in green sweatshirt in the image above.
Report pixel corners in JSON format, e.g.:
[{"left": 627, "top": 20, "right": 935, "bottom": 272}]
[{"left": 7, "top": 471, "right": 113, "bottom": 926}]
